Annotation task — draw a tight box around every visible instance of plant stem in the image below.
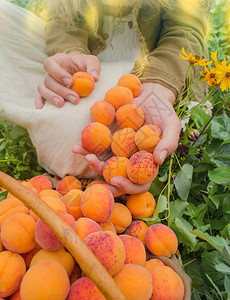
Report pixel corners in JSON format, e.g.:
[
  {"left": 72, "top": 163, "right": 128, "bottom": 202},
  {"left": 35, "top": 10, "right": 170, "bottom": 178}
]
[{"left": 167, "top": 154, "right": 174, "bottom": 226}]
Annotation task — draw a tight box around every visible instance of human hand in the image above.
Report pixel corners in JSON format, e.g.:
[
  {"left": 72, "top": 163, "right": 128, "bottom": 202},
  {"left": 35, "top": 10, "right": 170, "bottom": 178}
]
[
  {"left": 133, "top": 83, "right": 181, "bottom": 164},
  {"left": 35, "top": 52, "right": 101, "bottom": 109}
]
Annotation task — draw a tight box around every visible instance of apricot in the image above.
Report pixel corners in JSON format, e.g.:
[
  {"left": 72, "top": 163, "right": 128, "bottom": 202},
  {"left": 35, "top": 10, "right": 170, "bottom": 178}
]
[
  {"left": 28, "top": 175, "right": 52, "bottom": 193},
  {"left": 20, "top": 259, "right": 70, "bottom": 300},
  {"left": 150, "top": 266, "right": 184, "bottom": 300},
  {"left": 113, "top": 264, "right": 153, "bottom": 300},
  {"left": 0, "top": 198, "right": 28, "bottom": 229},
  {"left": 127, "top": 151, "right": 159, "bottom": 184},
  {"left": 69, "top": 263, "right": 82, "bottom": 285},
  {"left": 39, "top": 189, "right": 62, "bottom": 198},
  {"left": 126, "top": 192, "right": 156, "bottom": 219},
  {"left": 30, "top": 248, "right": 74, "bottom": 277},
  {"left": 30, "top": 195, "right": 67, "bottom": 222},
  {"left": 75, "top": 217, "right": 102, "bottom": 240},
  {"left": 135, "top": 125, "right": 162, "bottom": 153},
  {"left": 35, "top": 211, "right": 75, "bottom": 251},
  {"left": 9, "top": 290, "right": 21, "bottom": 300},
  {"left": 0, "top": 251, "right": 26, "bottom": 298},
  {"left": 146, "top": 224, "right": 178, "bottom": 257},
  {"left": 109, "top": 203, "right": 132, "bottom": 234},
  {"left": 87, "top": 180, "right": 107, "bottom": 188},
  {"left": 144, "top": 258, "right": 165, "bottom": 272},
  {"left": 67, "top": 277, "right": 106, "bottom": 300},
  {"left": 103, "top": 156, "right": 129, "bottom": 184},
  {"left": 116, "top": 104, "right": 145, "bottom": 130},
  {"left": 84, "top": 231, "right": 125, "bottom": 276},
  {"left": 1, "top": 213, "right": 36, "bottom": 253},
  {"left": 124, "top": 220, "right": 149, "bottom": 246},
  {"left": 104, "top": 86, "right": 133, "bottom": 110},
  {"left": 120, "top": 235, "right": 146, "bottom": 266},
  {"left": 56, "top": 175, "right": 82, "bottom": 196},
  {"left": 117, "top": 74, "right": 142, "bottom": 97},
  {"left": 21, "top": 244, "right": 41, "bottom": 269},
  {"left": 61, "top": 189, "right": 83, "bottom": 220},
  {"left": 0, "top": 238, "right": 3, "bottom": 252},
  {"left": 90, "top": 100, "right": 115, "bottom": 126},
  {"left": 81, "top": 122, "right": 112, "bottom": 153},
  {"left": 111, "top": 128, "right": 138, "bottom": 158},
  {"left": 81, "top": 185, "right": 114, "bottom": 222},
  {"left": 98, "top": 219, "right": 116, "bottom": 233},
  {"left": 70, "top": 71, "right": 95, "bottom": 97}
]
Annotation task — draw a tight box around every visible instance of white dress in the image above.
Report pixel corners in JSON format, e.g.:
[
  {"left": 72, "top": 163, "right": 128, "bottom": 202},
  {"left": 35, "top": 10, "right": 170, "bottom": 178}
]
[{"left": 0, "top": 0, "right": 141, "bottom": 178}]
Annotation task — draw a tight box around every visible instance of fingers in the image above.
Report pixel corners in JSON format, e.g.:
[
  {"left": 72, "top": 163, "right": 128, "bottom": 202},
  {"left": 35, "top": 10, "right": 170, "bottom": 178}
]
[
  {"left": 37, "top": 81, "right": 65, "bottom": 107},
  {"left": 153, "top": 116, "right": 181, "bottom": 165},
  {"left": 44, "top": 74, "right": 80, "bottom": 104},
  {"left": 43, "top": 54, "right": 73, "bottom": 86},
  {"left": 71, "top": 53, "right": 101, "bottom": 82},
  {"left": 109, "top": 176, "right": 151, "bottom": 196},
  {"left": 84, "top": 154, "right": 105, "bottom": 175},
  {"left": 35, "top": 93, "right": 45, "bottom": 109},
  {"left": 72, "top": 144, "right": 92, "bottom": 156}
]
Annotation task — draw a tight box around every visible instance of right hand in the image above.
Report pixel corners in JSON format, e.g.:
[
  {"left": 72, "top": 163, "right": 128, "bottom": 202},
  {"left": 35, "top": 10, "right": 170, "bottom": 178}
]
[{"left": 35, "top": 52, "right": 101, "bottom": 109}]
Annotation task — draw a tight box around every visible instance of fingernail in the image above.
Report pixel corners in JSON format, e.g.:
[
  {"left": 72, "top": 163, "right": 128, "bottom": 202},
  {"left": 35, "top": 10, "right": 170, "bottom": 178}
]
[
  {"left": 160, "top": 150, "right": 168, "bottom": 163},
  {"left": 91, "top": 71, "right": 98, "bottom": 78},
  {"left": 52, "top": 97, "right": 61, "bottom": 106},
  {"left": 66, "top": 95, "right": 77, "bottom": 103},
  {"left": 62, "top": 77, "right": 72, "bottom": 86}
]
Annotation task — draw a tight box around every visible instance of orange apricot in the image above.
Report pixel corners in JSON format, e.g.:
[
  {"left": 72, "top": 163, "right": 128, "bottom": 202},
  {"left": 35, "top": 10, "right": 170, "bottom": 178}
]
[
  {"left": 1, "top": 213, "right": 36, "bottom": 253},
  {"left": 104, "top": 86, "right": 133, "bottom": 110},
  {"left": 127, "top": 151, "right": 159, "bottom": 184},
  {"left": 87, "top": 180, "right": 107, "bottom": 188},
  {"left": 84, "top": 231, "right": 125, "bottom": 276},
  {"left": 61, "top": 189, "right": 83, "bottom": 220},
  {"left": 117, "top": 74, "right": 142, "bottom": 97},
  {"left": 98, "top": 219, "right": 116, "bottom": 233},
  {"left": 0, "top": 238, "right": 3, "bottom": 252},
  {"left": 56, "top": 175, "right": 82, "bottom": 196},
  {"left": 21, "top": 244, "right": 41, "bottom": 269},
  {"left": 30, "top": 248, "right": 74, "bottom": 277},
  {"left": 39, "top": 189, "right": 62, "bottom": 198},
  {"left": 146, "top": 224, "right": 178, "bottom": 257},
  {"left": 67, "top": 277, "right": 106, "bottom": 300},
  {"left": 69, "top": 263, "right": 82, "bottom": 285},
  {"left": 124, "top": 220, "right": 149, "bottom": 247},
  {"left": 75, "top": 217, "right": 102, "bottom": 240},
  {"left": 81, "top": 122, "right": 112, "bottom": 153},
  {"left": 0, "top": 198, "right": 28, "bottom": 229},
  {"left": 9, "top": 290, "right": 21, "bottom": 300},
  {"left": 144, "top": 258, "right": 165, "bottom": 272},
  {"left": 111, "top": 128, "right": 138, "bottom": 158},
  {"left": 0, "top": 251, "right": 26, "bottom": 298},
  {"left": 116, "top": 104, "right": 145, "bottom": 130},
  {"left": 20, "top": 259, "right": 70, "bottom": 300},
  {"left": 28, "top": 175, "right": 52, "bottom": 193},
  {"left": 126, "top": 192, "right": 156, "bottom": 219},
  {"left": 135, "top": 125, "right": 162, "bottom": 153},
  {"left": 90, "top": 100, "right": 115, "bottom": 126},
  {"left": 81, "top": 185, "right": 114, "bottom": 223},
  {"left": 35, "top": 211, "right": 75, "bottom": 251},
  {"left": 120, "top": 234, "right": 146, "bottom": 266},
  {"left": 109, "top": 203, "right": 132, "bottom": 234},
  {"left": 113, "top": 264, "right": 153, "bottom": 300},
  {"left": 150, "top": 266, "right": 184, "bottom": 300},
  {"left": 70, "top": 71, "right": 95, "bottom": 97},
  {"left": 103, "top": 156, "right": 129, "bottom": 184}
]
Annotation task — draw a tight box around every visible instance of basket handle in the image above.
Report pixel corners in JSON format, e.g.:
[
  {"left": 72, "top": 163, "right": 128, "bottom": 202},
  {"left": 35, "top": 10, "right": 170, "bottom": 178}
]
[{"left": 0, "top": 171, "right": 126, "bottom": 300}]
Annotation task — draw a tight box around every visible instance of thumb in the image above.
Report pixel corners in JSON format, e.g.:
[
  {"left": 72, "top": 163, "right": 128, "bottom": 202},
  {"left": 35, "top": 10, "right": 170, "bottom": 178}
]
[
  {"left": 153, "top": 119, "right": 181, "bottom": 165},
  {"left": 85, "top": 56, "right": 101, "bottom": 82}
]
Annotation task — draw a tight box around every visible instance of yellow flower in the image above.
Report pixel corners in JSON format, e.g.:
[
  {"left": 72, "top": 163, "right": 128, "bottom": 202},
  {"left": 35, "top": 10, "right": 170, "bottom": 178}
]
[
  {"left": 211, "top": 50, "right": 219, "bottom": 67},
  {"left": 179, "top": 48, "right": 212, "bottom": 66},
  {"left": 215, "top": 58, "right": 230, "bottom": 92},
  {"left": 200, "top": 67, "right": 217, "bottom": 87}
]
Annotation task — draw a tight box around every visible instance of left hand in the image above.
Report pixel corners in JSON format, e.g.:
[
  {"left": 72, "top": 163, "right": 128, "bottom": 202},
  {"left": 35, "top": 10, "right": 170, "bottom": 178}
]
[{"left": 72, "top": 83, "right": 181, "bottom": 196}]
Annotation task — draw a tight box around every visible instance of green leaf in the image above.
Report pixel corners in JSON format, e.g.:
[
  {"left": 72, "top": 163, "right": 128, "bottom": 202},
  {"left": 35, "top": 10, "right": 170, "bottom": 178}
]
[
  {"left": 190, "top": 107, "right": 211, "bottom": 128},
  {"left": 149, "top": 177, "right": 164, "bottom": 196},
  {"left": 208, "top": 195, "right": 220, "bottom": 209},
  {"left": 9, "top": 126, "right": 28, "bottom": 140},
  {"left": 169, "top": 199, "right": 189, "bottom": 221},
  {"left": 174, "top": 164, "right": 193, "bottom": 201},
  {"left": 143, "top": 195, "right": 167, "bottom": 224},
  {"left": 205, "top": 274, "right": 224, "bottom": 300},
  {"left": 208, "top": 167, "right": 230, "bottom": 185},
  {"left": 211, "top": 112, "right": 230, "bottom": 141},
  {"left": 172, "top": 217, "right": 197, "bottom": 250},
  {"left": 224, "top": 276, "right": 230, "bottom": 294},
  {"left": 0, "top": 190, "right": 8, "bottom": 202}
]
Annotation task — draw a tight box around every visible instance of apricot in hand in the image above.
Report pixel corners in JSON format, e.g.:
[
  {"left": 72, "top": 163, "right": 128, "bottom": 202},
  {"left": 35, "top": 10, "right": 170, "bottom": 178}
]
[{"left": 70, "top": 71, "right": 95, "bottom": 97}]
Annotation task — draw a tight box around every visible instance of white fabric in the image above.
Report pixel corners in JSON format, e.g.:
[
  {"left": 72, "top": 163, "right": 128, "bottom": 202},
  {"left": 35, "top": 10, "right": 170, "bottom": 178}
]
[{"left": 0, "top": 0, "right": 140, "bottom": 178}]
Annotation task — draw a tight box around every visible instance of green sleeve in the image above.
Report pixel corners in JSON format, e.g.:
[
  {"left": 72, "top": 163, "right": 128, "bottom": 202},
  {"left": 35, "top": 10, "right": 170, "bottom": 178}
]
[
  {"left": 45, "top": 12, "right": 90, "bottom": 56},
  {"left": 140, "top": 1, "right": 210, "bottom": 97}
]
